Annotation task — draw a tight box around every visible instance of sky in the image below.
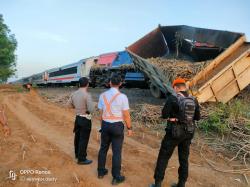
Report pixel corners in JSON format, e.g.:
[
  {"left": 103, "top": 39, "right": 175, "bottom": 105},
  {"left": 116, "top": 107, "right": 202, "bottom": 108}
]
[{"left": 0, "top": 0, "right": 250, "bottom": 80}]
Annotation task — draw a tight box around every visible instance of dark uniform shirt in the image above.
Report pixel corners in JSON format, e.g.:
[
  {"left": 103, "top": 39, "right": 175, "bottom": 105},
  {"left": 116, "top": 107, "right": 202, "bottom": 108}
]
[{"left": 162, "top": 91, "right": 200, "bottom": 130}]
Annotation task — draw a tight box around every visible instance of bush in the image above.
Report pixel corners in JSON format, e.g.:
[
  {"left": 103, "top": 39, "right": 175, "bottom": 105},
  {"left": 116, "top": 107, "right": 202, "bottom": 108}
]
[
  {"left": 198, "top": 99, "right": 250, "bottom": 135},
  {"left": 198, "top": 110, "right": 230, "bottom": 134},
  {"left": 228, "top": 99, "right": 249, "bottom": 119}
]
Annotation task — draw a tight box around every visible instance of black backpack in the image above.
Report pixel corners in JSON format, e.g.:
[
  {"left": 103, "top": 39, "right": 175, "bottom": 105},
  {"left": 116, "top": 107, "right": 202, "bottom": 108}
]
[{"left": 177, "top": 93, "right": 196, "bottom": 133}]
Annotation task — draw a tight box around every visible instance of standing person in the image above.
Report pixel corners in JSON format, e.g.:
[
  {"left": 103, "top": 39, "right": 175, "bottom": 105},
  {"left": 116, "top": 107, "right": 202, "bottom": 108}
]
[
  {"left": 97, "top": 73, "right": 132, "bottom": 185},
  {"left": 150, "top": 78, "right": 200, "bottom": 187},
  {"left": 68, "top": 77, "right": 94, "bottom": 165},
  {"left": 27, "top": 83, "right": 31, "bottom": 91},
  {"left": 0, "top": 105, "right": 11, "bottom": 136}
]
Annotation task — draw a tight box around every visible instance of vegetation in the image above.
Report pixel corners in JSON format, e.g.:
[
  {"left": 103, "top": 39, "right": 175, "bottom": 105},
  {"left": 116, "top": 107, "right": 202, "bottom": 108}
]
[
  {"left": 198, "top": 98, "right": 250, "bottom": 162},
  {"left": 198, "top": 99, "right": 250, "bottom": 134},
  {"left": 0, "top": 14, "right": 17, "bottom": 83}
]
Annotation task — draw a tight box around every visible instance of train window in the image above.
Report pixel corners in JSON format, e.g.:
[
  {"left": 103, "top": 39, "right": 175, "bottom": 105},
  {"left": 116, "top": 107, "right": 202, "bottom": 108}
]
[{"left": 49, "top": 66, "right": 77, "bottom": 77}]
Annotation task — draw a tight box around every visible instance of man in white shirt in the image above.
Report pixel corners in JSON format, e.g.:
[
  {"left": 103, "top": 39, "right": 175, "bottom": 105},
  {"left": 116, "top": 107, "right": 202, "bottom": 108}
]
[{"left": 97, "top": 73, "right": 132, "bottom": 185}]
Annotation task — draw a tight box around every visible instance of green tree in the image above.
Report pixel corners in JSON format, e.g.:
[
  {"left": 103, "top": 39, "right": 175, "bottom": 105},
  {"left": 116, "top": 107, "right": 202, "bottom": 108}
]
[{"left": 0, "top": 14, "right": 17, "bottom": 83}]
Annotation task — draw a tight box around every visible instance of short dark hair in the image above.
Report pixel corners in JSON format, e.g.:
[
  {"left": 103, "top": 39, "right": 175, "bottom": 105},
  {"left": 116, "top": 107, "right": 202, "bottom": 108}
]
[
  {"left": 110, "top": 73, "right": 122, "bottom": 86},
  {"left": 79, "top": 77, "right": 89, "bottom": 87}
]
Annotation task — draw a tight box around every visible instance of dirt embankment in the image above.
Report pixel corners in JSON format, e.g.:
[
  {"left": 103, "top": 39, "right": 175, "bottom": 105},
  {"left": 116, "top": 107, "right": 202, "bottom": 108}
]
[{"left": 0, "top": 86, "right": 248, "bottom": 187}]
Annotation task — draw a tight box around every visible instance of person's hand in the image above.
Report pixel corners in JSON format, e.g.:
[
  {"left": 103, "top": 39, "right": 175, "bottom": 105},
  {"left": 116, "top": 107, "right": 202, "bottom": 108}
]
[
  {"left": 127, "top": 129, "right": 133, "bottom": 137},
  {"left": 3, "top": 125, "right": 11, "bottom": 137}
]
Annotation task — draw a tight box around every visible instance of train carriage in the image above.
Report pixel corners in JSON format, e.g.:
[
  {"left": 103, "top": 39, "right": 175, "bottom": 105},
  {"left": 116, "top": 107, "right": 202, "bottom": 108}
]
[
  {"left": 46, "top": 57, "right": 98, "bottom": 86},
  {"left": 46, "top": 60, "right": 84, "bottom": 85}
]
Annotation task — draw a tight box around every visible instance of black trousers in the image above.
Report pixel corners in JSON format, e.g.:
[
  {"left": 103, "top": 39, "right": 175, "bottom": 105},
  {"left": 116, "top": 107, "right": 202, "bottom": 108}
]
[
  {"left": 154, "top": 129, "right": 193, "bottom": 182},
  {"left": 98, "top": 121, "right": 124, "bottom": 178},
  {"left": 74, "top": 116, "right": 92, "bottom": 161}
]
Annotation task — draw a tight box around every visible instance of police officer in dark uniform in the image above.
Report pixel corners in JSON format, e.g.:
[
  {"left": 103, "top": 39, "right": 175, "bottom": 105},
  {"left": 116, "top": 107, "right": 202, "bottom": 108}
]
[
  {"left": 68, "top": 77, "right": 94, "bottom": 165},
  {"left": 151, "top": 78, "right": 200, "bottom": 187}
]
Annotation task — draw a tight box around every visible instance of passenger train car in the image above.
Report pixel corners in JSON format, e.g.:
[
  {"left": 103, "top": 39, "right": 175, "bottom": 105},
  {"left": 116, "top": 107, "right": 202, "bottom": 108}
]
[
  {"left": 47, "top": 57, "right": 98, "bottom": 85},
  {"left": 19, "top": 57, "right": 98, "bottom": 86},
  {"left": 47, "top": 61, "right": 83, "bottom": 85}
]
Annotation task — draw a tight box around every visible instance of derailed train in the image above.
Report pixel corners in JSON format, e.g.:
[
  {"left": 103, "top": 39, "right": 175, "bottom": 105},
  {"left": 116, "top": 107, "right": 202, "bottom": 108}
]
[
  {"left": 15, "top": 51, "right": 148, "bottom": 88},
  {"left": 16, "top": 24, "right": 245, "bottom": 101}
]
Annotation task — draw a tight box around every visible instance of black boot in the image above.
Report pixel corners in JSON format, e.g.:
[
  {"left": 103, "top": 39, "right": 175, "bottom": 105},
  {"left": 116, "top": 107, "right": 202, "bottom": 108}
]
[
  {"left": 77, "top": 159, "right": 92, "bottom": 165},
  {"left": 98, "top": 168, "right": 108, "bottom": 179},
  {"left": 150, "top": 180, "right": 162, "bottom": 187},
  {"left": 112, "top": 175, "right": 125, "bottom": 185}
]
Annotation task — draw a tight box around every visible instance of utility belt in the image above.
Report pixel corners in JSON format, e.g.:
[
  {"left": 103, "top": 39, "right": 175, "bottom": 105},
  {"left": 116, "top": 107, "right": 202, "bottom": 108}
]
[
  {"left": 77, "top": 114, "right": 92, "bottom": 120},
  {"left": 102, "top": 120, "right": 124, "bottom": 125},
  {"left": 167, "top": 118, "right": 179, "bottom": 122},
  {"left": 167, "top": 118, "right": 195, "bottom": 139}
]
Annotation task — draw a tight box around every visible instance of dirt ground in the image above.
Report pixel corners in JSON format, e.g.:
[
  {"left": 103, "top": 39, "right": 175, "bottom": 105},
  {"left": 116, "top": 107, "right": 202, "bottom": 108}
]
[{"left": 0, "top": 86, "right": 248, "bottom": 187}]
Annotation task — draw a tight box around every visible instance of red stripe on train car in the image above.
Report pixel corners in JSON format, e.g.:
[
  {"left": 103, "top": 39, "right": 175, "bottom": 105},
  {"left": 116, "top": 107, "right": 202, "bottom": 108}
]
[{"left": 49, "top": 76, "right": 75, "bottom": 81}]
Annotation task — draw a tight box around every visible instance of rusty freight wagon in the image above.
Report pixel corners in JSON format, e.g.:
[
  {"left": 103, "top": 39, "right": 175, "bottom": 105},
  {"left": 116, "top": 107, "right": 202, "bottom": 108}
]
[{"left": 127, "top": 25, "right": 250, "bottom": 103}]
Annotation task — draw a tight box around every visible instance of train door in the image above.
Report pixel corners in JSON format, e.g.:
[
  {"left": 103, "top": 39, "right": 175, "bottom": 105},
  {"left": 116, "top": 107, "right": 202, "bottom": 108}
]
[
  {"left": 43, "top": 72, "right": 49, "bottom": 81},
  {"left": 85, "top": 58, "right": 97, "bottom": 77},
  {"left": 80, "top": 63, "right": 86, "bottom": 77}
]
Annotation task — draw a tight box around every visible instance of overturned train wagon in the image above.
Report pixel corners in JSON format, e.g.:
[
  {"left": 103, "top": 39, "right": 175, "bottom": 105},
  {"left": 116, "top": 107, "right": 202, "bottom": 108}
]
[{"left": 127, "top": 25, "right": 250, "bottom": 103}]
